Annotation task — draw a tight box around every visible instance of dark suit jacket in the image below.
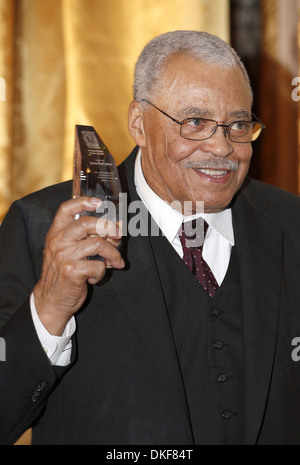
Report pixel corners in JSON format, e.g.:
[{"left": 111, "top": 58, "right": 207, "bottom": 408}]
[{"left": 1, "top": 146, "right": 300, "bottom": 445}]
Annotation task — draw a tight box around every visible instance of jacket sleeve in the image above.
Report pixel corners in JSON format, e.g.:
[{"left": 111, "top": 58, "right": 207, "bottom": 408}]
[
  {"left": 0, "top": 200, "right": 39, "bottom": 329},
  {"left": 0, "top": 200, "right": 71, "bottom": 445}
]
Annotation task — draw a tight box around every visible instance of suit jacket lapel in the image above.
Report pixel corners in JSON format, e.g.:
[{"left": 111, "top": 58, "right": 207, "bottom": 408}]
[
  {"left": 109, "top": 218, "right": 193, "bottom": 438},
  {"left": 232, "top": 182, "right": 283, "bottom": 444}
]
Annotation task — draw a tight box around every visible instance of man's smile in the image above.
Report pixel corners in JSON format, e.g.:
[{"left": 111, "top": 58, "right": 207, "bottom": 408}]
[{"left": 192, "top": 167, "right": 233, "bottom": 183}]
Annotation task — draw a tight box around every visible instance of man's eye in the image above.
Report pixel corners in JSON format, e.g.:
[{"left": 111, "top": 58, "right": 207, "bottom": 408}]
[
  {"left": 186, "top": 118, "right": 205, "bottom": 128},
  {"left": 231, "top": 121, "right": 250, "bottom": 131}
]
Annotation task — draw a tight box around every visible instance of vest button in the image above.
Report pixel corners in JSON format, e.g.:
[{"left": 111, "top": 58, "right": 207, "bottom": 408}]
[
  {"left": 214, "top": 340, "right": 224, "bottom": 350},
  {"left": 222, "top": 410, "right": 233, "bottom": 420},
  {"left": 211, "top": 307, "right": 220, "bottom": 317},
  {"left": 217, "top": 373, "right": 228, "bottom": 383}
]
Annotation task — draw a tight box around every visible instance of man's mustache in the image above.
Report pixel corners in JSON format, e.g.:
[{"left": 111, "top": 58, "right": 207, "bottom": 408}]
[{"left": 184, "top": 159, "right": 239, "bottom": 171}]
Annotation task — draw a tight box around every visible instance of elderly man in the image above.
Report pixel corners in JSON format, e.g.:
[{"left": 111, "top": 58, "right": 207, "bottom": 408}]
[{"left": 1, "top": 30, "right": 300, "bottom": 445}]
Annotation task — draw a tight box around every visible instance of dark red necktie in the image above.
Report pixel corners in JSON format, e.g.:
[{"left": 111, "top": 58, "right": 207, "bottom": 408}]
[{"left": 179, "top": 219, "right": 219, "bottom": 297}]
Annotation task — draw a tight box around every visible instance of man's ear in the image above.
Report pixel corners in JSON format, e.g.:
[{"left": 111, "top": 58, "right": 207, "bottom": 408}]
[{"left": 128, "top": 102, "right": 146, "bottom": 147}]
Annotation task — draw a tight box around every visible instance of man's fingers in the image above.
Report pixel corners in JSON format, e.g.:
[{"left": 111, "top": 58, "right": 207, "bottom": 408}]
[
  {"left": 51, "top": 197, "right": 101, "bottom": 232},
  {"left": 49, "top": 203, "right": 122, "bottom": 246},
  {"left": 72, "top": 235, "right": 124, "bottom": 268},
  {"left": 59, "top": 215, "right": 101, "bottom": 242},
  {"left": 95, "top": 217, "right": 122, "bottom": 239},
  {"left": 59, "top": 240, "right": 124, "bottom": 286}
]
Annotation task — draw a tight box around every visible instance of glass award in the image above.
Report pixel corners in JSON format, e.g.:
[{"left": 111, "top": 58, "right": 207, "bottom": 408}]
[{"left": 73, "top": 125, "right": 122, "bottom": 260}]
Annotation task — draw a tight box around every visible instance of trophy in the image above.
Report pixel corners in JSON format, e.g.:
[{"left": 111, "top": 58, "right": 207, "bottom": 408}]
[{"left": 73, "top": 125, "right": 122, "bottom": 260}]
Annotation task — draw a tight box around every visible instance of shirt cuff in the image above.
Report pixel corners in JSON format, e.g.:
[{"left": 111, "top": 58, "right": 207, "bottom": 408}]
[{"left": 30, "top": 293, "right": 76, "bottom": 366}]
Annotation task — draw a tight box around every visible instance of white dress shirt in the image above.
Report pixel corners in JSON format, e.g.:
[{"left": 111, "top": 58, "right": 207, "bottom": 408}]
[
  {"left": 30, "top": 294, "right": 75, "bottom": 366},
  {"left": 134, "top": 150, "right": 235, "bottom": 285},
  {"left": 31, "top": 149, "right": 235, "bottom": 365}
]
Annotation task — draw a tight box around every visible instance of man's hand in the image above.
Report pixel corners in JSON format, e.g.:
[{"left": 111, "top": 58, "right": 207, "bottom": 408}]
[{"left": 33, "top": 197, "right": 125, "bottom": 336}]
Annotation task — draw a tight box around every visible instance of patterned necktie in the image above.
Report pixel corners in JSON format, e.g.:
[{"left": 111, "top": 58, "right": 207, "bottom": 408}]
[{"left": 179, "top": 219, "right": 219, "bottom": 297}]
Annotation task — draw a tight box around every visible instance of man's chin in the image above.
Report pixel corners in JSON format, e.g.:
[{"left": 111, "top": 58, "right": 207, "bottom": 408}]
[
  {"left": 181, "top": 201, "right": 229, "bottom": 216},
  {"left": 166, "top": 193, "right": 234, "bottom": 216}
]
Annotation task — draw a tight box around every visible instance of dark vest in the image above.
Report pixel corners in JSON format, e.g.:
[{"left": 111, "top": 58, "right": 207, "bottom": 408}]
[{"left": 149, "top": 233, "right": 244, "bottom": 445}]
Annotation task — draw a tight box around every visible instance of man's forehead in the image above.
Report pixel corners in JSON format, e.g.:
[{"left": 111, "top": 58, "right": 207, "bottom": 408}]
[
  {"left": 178, "top": 106, "right": 252, "bottom": 120},
  {"left": 162, "top": 53, "right": 232, "bottom": 76},
  {"left": 161, "top": 55, "right": 249, "bottom": 89},
  {"left": 158, "top": 56, "right": 252, "bottom": 115}
]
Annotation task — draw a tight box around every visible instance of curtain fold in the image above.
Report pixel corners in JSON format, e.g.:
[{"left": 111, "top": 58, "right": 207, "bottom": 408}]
[
  {"left": 257, "top": 0, "right": 299, "bottom": 194},
  {"left": 0, "top": 0, "right": 229, "bottom": 221},
  {"left": 0, "top": 0, "right": 15, "bottom": 219}
]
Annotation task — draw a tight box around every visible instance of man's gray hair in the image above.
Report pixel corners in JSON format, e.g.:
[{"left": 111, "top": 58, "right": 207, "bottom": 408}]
[{"left": 133, "top": 30, "right": 252, "bottom": 103}]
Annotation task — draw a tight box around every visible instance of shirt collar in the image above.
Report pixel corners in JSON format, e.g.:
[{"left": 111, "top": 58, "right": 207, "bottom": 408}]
[{"left": 134, "top": 149, "right": 235, "bottom": 246}]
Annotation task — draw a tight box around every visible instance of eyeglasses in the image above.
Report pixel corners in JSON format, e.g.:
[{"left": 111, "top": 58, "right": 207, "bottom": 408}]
[{"left": 142, "top": 99, "right": 265, "bottom": 143}]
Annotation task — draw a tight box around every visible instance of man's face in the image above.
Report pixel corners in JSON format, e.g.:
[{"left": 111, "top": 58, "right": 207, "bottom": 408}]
[{"left": 129, "top": 54, "right": 253, "bottom": 213}]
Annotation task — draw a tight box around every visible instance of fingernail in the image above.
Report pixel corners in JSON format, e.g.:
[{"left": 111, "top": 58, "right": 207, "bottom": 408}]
[{"left": 89, "top": 197, "right": 101, "bottom": 206}]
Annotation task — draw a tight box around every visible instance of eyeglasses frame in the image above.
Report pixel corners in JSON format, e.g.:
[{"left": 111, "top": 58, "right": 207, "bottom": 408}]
[{"left": 141, "top": 99, "right": 266, "bottom": 143}]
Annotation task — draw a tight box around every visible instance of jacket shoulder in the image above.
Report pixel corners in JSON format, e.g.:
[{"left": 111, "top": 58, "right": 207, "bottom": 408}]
[
  {"left": 240, "top": 178, "right": 300, "bottom": 228},
  {"left": 14, "top": 180, "right": 73, "bottom": 217},
  {"left": 241, "top": 177, "right": 300, "bottom": 206}
]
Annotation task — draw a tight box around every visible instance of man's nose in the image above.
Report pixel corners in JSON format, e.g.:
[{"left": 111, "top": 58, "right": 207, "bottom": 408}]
[{"left": 200, "top": 126, "right": 234, "bottom": 157}]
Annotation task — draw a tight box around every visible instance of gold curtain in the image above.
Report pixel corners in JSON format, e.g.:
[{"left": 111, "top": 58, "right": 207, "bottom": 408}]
[
  {"left": 0, "top": 0, "right": 229, "bottom": 222},
  {"left": 1, "top": 0, "right": 229, "bottom": 445},
  {"left": 258, "top": 0, "right": 299, "bottom": 194}
]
